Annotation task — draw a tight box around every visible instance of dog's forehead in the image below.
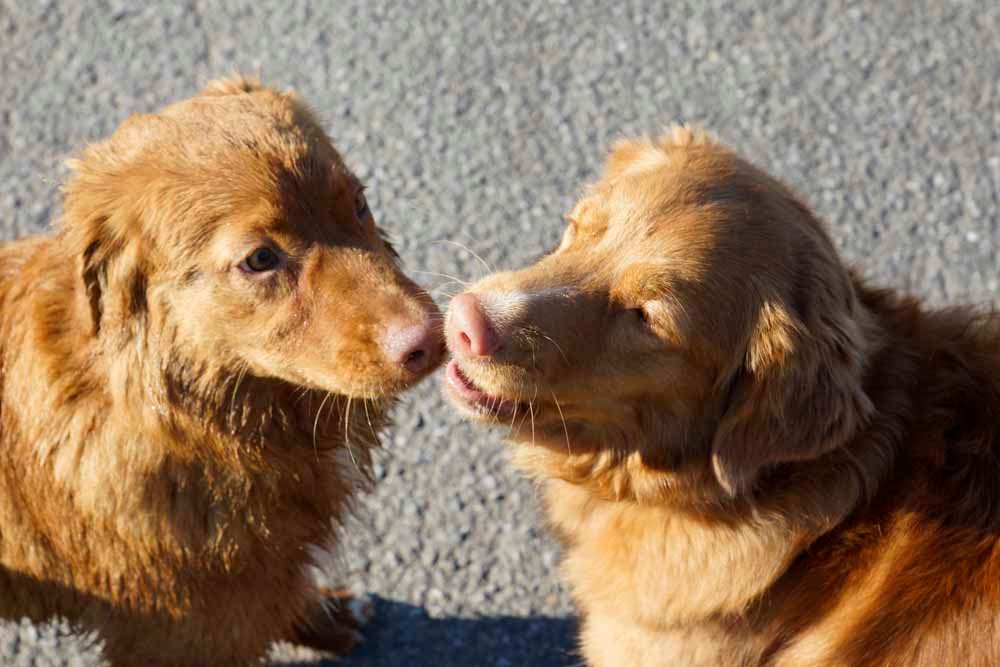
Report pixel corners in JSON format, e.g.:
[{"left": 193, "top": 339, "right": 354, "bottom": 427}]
[
  {"left": 563, "top": 200, "right": 726, "bottom": 299},
  {"left": 224, "top": 164, "right": 357, "bottom": 228},
  {"left": 575, "top": 161, "right": 695, "bottom": 236},
  {"left": 154, "top": 147, "right": 356, "bottom": 254},
  {"left": 154, "top": 89, "right": 346, "bottom": 170},
  {"left": 179, "top": 106, "right": 355, "bottom": 218}
]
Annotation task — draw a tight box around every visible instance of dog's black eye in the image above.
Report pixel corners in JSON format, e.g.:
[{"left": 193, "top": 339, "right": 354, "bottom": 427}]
[
  {"left": 355, "top": 190, "right": 370, "bottom": 218},
  {"left": 241, "top": 247, "right": 283, "bottom": 273}
]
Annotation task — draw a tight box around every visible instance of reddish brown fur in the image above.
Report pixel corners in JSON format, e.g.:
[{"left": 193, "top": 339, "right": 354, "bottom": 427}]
[
  {"left": 0, "top": 77, "right": 441, "bottom": 665},
  {"left": 443, "top": 126, "right": 1000, "bottom": 666}
]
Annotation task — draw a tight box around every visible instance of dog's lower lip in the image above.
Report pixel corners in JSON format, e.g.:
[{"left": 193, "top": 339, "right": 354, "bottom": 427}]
[
  {"left": 447, "top": 360, "right": 483, "bottom": 399},
  {"left": 446, "top": 360, "right": 519, "bottom": 415}
]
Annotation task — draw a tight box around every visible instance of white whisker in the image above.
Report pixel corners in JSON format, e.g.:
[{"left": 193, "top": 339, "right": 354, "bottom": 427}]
[
  {"left": 528, "top": 384, "right": 539, "bottom": 448},
  {"left": 343, "top": 395, "right": 362, "bottom": 476},
  {"left": 540, "top": 333, "right": 569, "bottom": 366},
  {"left": 409, "top": 270, "right": 470, "bottom": 286},
  {"left": 431, "top": 239, "right": 495, "bottom": 277},
  {"left": 550, "top": 389, "right": 572, "bottom": 456},
  {"left": 229, "top": 365, "right": 249, "bottom": 432},
  {"left": 312, "top": 391, "right": 331, "bottom": 462}
]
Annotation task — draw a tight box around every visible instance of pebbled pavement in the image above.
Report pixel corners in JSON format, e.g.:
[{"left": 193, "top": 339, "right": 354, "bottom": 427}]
[{"left": 1, "top": 1, "right": 998, "bottom": 665}]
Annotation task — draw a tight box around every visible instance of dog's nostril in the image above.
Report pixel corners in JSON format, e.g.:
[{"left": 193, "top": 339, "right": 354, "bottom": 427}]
[
  {"left": 382, "top": 320, "right": 442, "bottom": 375},
  {"left": 402, "top": 346, "right": 433, "bottom": 374}
]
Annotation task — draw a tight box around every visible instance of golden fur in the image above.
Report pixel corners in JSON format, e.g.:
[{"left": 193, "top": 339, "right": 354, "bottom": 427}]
[
  {"left": 0, "top": 76, "right": 441, "bottom": 665},
  {"left": 443, "top": 126, "right": 1000, "bottom": 666}
]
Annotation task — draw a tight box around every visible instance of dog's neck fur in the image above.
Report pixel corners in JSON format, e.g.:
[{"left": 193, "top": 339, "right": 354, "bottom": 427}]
[{"left": 519, "top": 433, "right": 899, "bottom": 629}]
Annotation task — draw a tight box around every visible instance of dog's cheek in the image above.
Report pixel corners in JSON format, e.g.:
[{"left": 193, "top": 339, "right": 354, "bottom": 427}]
[{"left": 161, "top": 280, "right": 263, "bottom": 357}]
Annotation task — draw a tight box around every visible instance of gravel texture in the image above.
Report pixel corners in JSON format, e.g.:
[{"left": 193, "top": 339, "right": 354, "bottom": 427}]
[{"left": 1, "top": 1, "right": 998, "bottom": 665}]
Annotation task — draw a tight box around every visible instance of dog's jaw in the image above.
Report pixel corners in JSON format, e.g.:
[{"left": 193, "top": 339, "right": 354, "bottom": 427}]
[{"left": 443, "top": 359, "right": 526, "bottom": 420}]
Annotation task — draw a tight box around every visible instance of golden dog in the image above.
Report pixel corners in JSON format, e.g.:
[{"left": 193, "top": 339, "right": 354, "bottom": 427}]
[
  {"left": 0, "top": 76, "right": 442, "bottom": 665},
  {"left": 444, "top": 126, "right": 1000, "bottom": 666}
]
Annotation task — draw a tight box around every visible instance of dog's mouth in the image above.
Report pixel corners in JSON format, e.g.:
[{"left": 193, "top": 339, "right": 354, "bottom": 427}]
[{"left": 445, "top": 359, "right": 530, "bottom": 420}]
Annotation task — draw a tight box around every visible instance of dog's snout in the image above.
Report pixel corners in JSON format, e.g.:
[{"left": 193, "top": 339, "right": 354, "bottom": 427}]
[
  {"left": 382, "top": 318, "right": 443, "bottom": 375},
  {"left": 448, "top": 292, "right": 501, "bottom": 359}
]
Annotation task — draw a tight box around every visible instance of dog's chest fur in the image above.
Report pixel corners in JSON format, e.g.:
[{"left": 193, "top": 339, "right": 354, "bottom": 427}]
[{"left": 541, "top": 479, "right": 860, "bottom": 666}]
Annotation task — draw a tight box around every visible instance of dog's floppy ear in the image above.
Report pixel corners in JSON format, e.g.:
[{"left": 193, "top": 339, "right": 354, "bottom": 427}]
[
  {"left": 710, "top": 248, "right": 874, "bottom": 496},
  {"left": 62, "top": 153, "right": 148, "bottom": 339}
]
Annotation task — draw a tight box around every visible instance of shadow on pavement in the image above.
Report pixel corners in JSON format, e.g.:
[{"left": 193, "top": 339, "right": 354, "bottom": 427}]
[{"left": 334, "top": 596, "right": 580, "bottom": 667}]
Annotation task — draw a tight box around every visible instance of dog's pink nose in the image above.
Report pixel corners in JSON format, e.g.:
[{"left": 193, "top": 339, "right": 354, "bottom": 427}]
[
  {"left": 382, "top": 319, "right": 443, "bottom": 374},
  {"left": 449, "top": 292, "right": 500, "bottom": 358}
]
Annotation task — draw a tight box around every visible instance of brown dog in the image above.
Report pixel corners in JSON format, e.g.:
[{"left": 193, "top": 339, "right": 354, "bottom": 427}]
[
  {"left": 0, "top": 76, "right": 443, "bottom": 665},
  {"left": 443, "top": 125, "right": 1000, "bottom": 666}
]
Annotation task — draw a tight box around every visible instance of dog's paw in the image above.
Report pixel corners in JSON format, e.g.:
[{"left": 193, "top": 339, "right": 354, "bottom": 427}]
[{"left": 290, "top": 587, "right": 375, "bottom": 656}]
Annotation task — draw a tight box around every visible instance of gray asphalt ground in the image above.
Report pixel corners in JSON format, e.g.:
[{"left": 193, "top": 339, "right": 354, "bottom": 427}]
[{"left": 1, "top": 1, "right": 998, "bottom": 665}]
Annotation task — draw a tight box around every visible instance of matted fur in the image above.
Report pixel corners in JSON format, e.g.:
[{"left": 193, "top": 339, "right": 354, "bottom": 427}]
[
  {"left": 0, "top": 77, "right": 441, "bottom": 665},
  {"left": 443, "top": 126, "right": 1000, "bottom": 666}
]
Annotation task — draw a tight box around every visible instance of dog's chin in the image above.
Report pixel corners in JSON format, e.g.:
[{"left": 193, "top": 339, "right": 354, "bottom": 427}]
[
  {"left": 313, "top": 377, "right": 411, "bottom": 402},
  {"left": 258, "top": 361, "right": 428, "bottom": 402},
  {"left": 443, "top": 359, "right": 535, "bottom": 422}
]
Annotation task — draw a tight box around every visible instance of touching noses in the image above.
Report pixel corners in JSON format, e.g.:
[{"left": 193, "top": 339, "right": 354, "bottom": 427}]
[
  {"left": 382, "top": 316, "right": 444, "bottom": 375},
  {"left": 447, "top": 292, "right": 501, "bottom": 359}
]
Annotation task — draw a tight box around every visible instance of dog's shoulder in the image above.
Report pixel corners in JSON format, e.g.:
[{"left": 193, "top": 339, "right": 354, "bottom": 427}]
[
  {"left": 0, "top": 233, "right": 57, "bottom": 376},
  {"left": 763, "top": 300, "right": 1000, "bottom": 665},
  {"left": 0, "top": 234, "right": 52, "bottom": 286}
]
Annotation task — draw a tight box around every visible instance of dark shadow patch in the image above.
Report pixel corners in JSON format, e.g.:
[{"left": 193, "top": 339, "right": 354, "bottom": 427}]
[{"left": 287, "top": 596, "right": 579, "bottom": 667}]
